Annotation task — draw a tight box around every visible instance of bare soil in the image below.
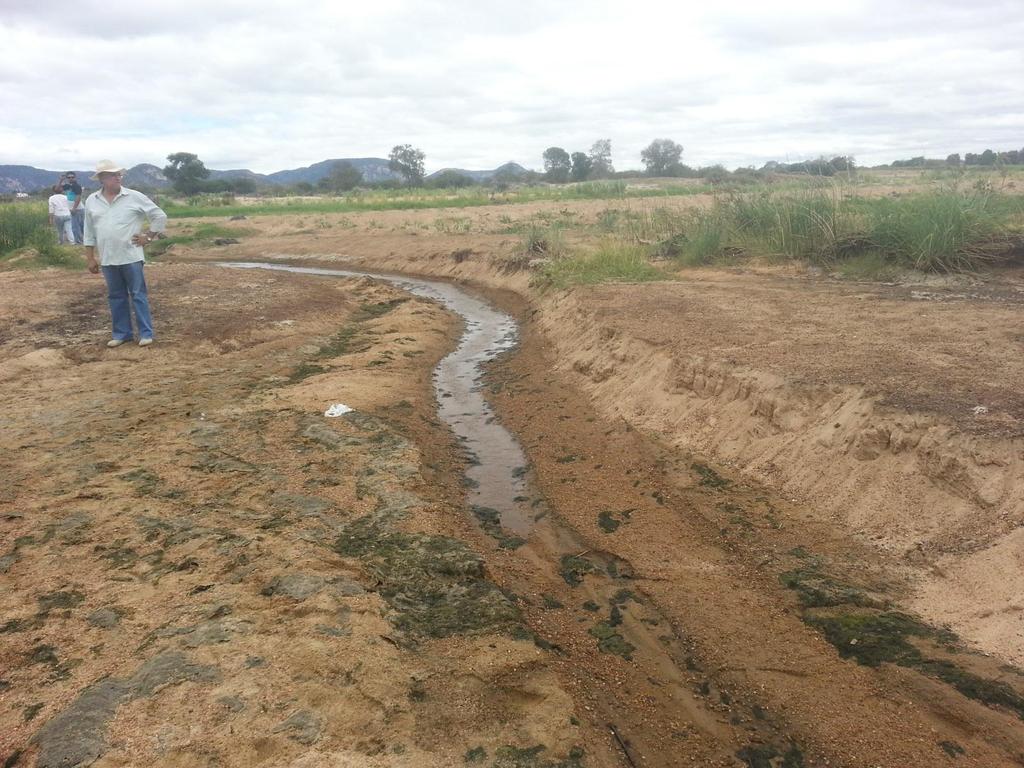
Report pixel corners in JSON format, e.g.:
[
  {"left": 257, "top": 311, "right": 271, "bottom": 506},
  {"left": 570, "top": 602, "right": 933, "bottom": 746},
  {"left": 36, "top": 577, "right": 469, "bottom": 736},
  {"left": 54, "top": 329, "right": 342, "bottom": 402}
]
[{"left": 3, "top": 194, "right": 1024, "bottom": 768}]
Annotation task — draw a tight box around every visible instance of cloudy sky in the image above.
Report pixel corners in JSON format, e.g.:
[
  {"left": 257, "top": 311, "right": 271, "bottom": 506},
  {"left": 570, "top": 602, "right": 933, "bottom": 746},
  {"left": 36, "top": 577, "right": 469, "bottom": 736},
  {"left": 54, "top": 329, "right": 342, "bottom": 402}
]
[{"left": 2, "top": 0, "right": 1021, "bottom": 174}]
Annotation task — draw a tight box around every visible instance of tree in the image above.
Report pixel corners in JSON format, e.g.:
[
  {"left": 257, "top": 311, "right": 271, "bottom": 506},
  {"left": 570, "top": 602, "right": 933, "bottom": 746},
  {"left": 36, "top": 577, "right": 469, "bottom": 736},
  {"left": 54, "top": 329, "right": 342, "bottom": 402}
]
[
  {"left": 388, "top": 144, "right": 426, "bottom": 185},
  {"left": 588, "top": 139, "right": 614, "bottom": 178},
  {"left": 641, "top": 139, "right": 684, "bottom": 176},
  {"left": 234, "top": 177, "right": 258, "bottom": 194},
  {"left": 320, "top": 161, "right": 363, "bottom": 192},
  {"left": 829, "top": 156, "right": 854, "bottom": 172},
  {"left": 163, "top": 152, "right": 210, "bottom": 195},
  {"left": 542, "top": 147, "right": 571, "bottom": 183},
  {"left": 428, "top": 170, "right": 474, "bottom": 188},
  {"left": 945, "top": 153, "right": 961, "bottom": 166},
  {"left": 570, "top": 152, "right": 592, "bottom": 182}
]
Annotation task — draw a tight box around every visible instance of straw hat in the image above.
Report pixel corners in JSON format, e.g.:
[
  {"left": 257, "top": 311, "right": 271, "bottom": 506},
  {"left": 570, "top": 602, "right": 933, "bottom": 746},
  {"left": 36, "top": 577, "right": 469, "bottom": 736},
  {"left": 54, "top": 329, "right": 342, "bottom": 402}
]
[{"left": 91, "top": 160, "right": 126, "bottom": 180}]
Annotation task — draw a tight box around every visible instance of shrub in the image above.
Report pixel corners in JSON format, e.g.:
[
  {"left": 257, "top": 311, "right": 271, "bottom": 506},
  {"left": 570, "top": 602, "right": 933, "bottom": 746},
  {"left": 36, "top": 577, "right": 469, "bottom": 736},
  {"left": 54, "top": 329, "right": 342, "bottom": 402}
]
[
  {"left": 538, "top": 242, "right": 665, "bottom": 288},
  {"left": 865, "top": 190, "right": 1003, "bottom": 272},
  {"left": 520, "top": 224, "right": 565, "bottom": 257}
]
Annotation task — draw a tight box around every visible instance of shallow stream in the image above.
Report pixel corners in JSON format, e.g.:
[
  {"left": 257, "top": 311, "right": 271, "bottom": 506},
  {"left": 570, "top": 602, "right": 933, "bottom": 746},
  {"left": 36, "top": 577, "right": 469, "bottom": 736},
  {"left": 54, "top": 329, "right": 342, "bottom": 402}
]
[
  {"left": 221, "top": 262, "right": 535, "bottom": 535},
  {"left": 221, "top": 261, "right": 795, "bottom": 762}
]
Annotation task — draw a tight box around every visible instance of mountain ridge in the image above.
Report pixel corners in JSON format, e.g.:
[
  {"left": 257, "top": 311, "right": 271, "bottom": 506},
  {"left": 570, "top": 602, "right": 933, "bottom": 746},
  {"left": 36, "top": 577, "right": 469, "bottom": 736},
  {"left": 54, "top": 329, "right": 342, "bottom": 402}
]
[{"left": 0, "top": 159, "right": 529, "bottom": 193}]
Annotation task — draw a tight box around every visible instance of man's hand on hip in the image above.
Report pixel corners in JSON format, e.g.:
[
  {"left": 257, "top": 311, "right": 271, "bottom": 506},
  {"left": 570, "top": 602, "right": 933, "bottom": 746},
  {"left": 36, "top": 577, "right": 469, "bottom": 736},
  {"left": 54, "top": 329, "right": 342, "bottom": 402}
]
[{"left": 131, "top": 232, "right": 158, "bottom": 247}]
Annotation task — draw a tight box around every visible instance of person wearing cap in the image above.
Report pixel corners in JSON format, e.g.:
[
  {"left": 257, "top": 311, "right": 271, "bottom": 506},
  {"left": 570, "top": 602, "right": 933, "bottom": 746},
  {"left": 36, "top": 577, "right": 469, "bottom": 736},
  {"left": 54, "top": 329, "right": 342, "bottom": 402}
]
[{"left": 83, "top": 160, "right": 167, "bottom": 348}]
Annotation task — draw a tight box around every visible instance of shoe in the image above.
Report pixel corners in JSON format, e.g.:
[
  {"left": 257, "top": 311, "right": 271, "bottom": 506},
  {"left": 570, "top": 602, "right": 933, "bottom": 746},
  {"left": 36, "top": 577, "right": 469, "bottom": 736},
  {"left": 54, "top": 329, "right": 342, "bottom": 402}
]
[
  {"left": 138, "top": 338, "right": 154, "bottom": 347},
  {"left": 107, "top": 339, "right": 129, "bottom": 348}
]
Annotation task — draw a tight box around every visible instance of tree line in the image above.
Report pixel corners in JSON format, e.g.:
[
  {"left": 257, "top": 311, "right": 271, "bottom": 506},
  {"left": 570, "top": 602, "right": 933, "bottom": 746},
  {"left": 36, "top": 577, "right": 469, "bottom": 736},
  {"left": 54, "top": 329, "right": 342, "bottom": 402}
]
[
  {"left": 156, "top": 141, "right": 1024, "bottom": 197},
  {"left": 885, "top": 148, "right": 1024, "bottom": 169}
]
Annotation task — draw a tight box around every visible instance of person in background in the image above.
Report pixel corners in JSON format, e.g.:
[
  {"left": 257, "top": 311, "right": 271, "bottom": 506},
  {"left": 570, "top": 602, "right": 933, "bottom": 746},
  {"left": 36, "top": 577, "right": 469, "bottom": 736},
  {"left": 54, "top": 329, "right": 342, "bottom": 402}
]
[
  {"left": 60, "top": 171, "right": 85, "bottom": 244},
  {"left": 83, "top": 160, "right": 167, "bottom": 348},
  {"left": 47, "top": 184, "right": 74, "bottom": 244}
]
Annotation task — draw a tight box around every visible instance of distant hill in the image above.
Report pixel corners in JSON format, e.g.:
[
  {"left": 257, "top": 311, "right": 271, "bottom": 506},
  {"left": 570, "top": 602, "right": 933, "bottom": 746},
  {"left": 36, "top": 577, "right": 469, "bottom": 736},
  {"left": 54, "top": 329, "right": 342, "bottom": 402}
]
[
  {"left": 264, "top": 158, "right": 399, "bottom": 186},
  {"left": 0, "top": 159, "right": 530, "bottom": 194},
  {"left": 0, "top": 165, "right": 89, "bottom": 193},
  {"left": 426, "top": 162, "right": 528, "bottom": 182}
]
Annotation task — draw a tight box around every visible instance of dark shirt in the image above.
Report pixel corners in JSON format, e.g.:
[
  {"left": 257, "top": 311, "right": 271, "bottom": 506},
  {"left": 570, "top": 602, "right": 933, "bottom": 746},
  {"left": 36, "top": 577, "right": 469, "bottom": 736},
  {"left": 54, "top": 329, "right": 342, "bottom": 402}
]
[{"left": 62, "top": 180, "right": 83, "bottom": 206}]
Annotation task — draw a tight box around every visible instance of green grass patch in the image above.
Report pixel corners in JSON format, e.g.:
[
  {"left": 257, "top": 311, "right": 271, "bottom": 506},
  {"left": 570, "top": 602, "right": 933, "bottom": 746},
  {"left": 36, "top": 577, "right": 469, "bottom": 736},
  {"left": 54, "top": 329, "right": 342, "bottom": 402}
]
[
  {"left": 588, "top": 620, "right": 635, "bottom": 659},
  {"left": 519, "top": 224, "right": 566, "bottom": 258},
  {"left": 288, "top": 362, "right": 328, "bottom": 383},
  {"left": 0, "top": 203, "right": 47, "bottom": 252},
  {"left": 312, "top": 300, "right": 407, "bottom": 360},
  {"left": 538, "top": 243, "right": 666, "bottom": 288},
  {"left": 783, "top": 553, "right": 1024, "bottom": 720},
  {"left": 559, "top": 554, "right": 598, "bottom": 586},
  {"left": 724, "top": 186, "right": 853, "bottom": 261},
  {"left": 490, "top": 744, "right": 584, "bottom": 768},
  {"left": 597, "top": 509, "right": 633, "bottom": 534},
  {"left": 148, "top": 223, "right": 257, "bottom": 256},
  {"left": 667, "top": 186, "right": 1024, "bottom": 274},
  {"left": 0, "top": 203, "right": 82, "bottom": 270},
  {"left": 736, "top": 743, "right": 805, "bottom": 768},
  {"left": 808, "top": 610, "right": 1024, "bottom": 718},
  {"left": 864, "top": 190, "right": 1007, "bottom": 272},
  {"left": 779, "top": 567, "right": 883, "bottom": 609},
  {"left": 692, "top": 462, "right": 730, "bottom": 489},
  {"left": 160, "top": 182, "right": 713, "bottom": 219},
  {"left": 335, "top": 516, "right": 521, "bottom": 638}
]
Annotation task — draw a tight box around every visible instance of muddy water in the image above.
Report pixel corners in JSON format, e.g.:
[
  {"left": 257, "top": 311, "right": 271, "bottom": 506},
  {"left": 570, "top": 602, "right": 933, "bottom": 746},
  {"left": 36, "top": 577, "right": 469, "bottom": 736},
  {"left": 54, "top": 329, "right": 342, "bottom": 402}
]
[{"left": 221, "top": 262, "right": 534, "bottom": 534}]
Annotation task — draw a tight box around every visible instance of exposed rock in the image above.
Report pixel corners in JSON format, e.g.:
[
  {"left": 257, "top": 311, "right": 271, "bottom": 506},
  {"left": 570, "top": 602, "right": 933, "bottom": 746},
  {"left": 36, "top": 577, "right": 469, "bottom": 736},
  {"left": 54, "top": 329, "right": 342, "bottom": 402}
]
[
  {"left": 272, "top": 710, "right": 322, "bottom": 745},
  {"left": 330, "top": 578, "right": 365, "bottom": 597},
  {"left": 0, "top": 551, "right": 20, "bottom": 573},
  {"left": 261, "top": 574, "right": 326, "bottom": 601},
  {"left": 32, "top": 679, "right": 130, "bottom": 768},
  {"left": 217, "top": 695, "right": 246, "bottom": 712},
  {"left": 128, "top": 651, "right": 220, "bottom": 697},
  {"left": 269, "top": 491, "right": 332, "bottom": 516},
  {"left": 87, "top": 608, "right": 123, "bottom": 629},
  {"left": 32, "top": 651, "right": 218, "bottom": 767},
  {"left": 38, "top": 590, "right": 85, "bottom": 614}
]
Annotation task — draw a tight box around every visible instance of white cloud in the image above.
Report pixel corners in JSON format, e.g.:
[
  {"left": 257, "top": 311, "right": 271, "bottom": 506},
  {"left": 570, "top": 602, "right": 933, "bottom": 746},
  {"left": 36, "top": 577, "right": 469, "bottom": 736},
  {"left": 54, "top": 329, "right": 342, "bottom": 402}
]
[{"left": 1, "top": 0, "right": 1021, "bottom": 173}]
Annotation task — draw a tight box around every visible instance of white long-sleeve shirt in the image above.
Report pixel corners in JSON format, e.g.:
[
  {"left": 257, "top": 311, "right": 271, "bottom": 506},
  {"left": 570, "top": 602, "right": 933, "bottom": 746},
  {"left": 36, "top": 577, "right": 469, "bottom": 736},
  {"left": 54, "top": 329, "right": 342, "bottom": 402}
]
[
  {"left": 48, "top": 193, "right": 72, "bottom": 218},
  {"left": 83, "top": 186, "right": 167, "bottom": 266}
]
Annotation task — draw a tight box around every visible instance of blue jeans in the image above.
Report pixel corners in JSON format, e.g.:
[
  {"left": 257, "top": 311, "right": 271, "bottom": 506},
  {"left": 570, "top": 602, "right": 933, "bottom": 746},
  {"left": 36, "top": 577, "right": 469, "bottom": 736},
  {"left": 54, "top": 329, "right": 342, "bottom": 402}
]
[
  {"left": 70, "top": 209, "right": 85, "bottom": 244},
  {"left": 102, "top": 261, "right": 154, "bottom": 341}
]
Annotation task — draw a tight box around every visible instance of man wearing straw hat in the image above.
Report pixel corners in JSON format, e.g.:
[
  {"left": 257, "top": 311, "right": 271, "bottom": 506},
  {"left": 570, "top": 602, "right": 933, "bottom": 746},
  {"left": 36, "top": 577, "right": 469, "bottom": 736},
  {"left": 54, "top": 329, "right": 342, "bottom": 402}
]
[{"left": 83, "top": 160, "right": 167, "bottom": 348}]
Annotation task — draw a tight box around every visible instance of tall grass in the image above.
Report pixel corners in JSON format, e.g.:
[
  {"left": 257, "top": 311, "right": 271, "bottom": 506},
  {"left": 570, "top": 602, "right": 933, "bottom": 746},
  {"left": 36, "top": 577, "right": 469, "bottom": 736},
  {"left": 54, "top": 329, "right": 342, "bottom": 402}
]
[
  {"left": 572, "top": 181, "right": 627, "bottom": 198},
  {"left": 724, "top": 186, "right": 853, "bottom": 261},
  {"left": 679, "top": 211, "right": 729, "bottom": 265},
  {"left": 0, "top": 202, "right": 80, "bottom": 269},
  {"left": 537, "top": 242, "right": 665, "bottom": 288},
  {"left": 519, "top": 223, "right": 566, "bottom": 257},
  {"left": 657, "top": 186, "right": 1019, "bottom": 273},
  {"left": 0, "top": 203, "right": 48, "bottom": 253},
  {"left": 866, "top": 191, "right": 1004, "bottom": 272}
]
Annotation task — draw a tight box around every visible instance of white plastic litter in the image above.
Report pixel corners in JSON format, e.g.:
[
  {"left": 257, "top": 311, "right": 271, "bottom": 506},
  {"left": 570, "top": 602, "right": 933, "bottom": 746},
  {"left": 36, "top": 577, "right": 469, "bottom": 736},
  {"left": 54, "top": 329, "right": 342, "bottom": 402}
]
[
  {"left": 971, "top": 405, "right": 989, "bottom": 416},
  {"left": 324, "top": 403, "right": 353, "bottom": 418}
]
